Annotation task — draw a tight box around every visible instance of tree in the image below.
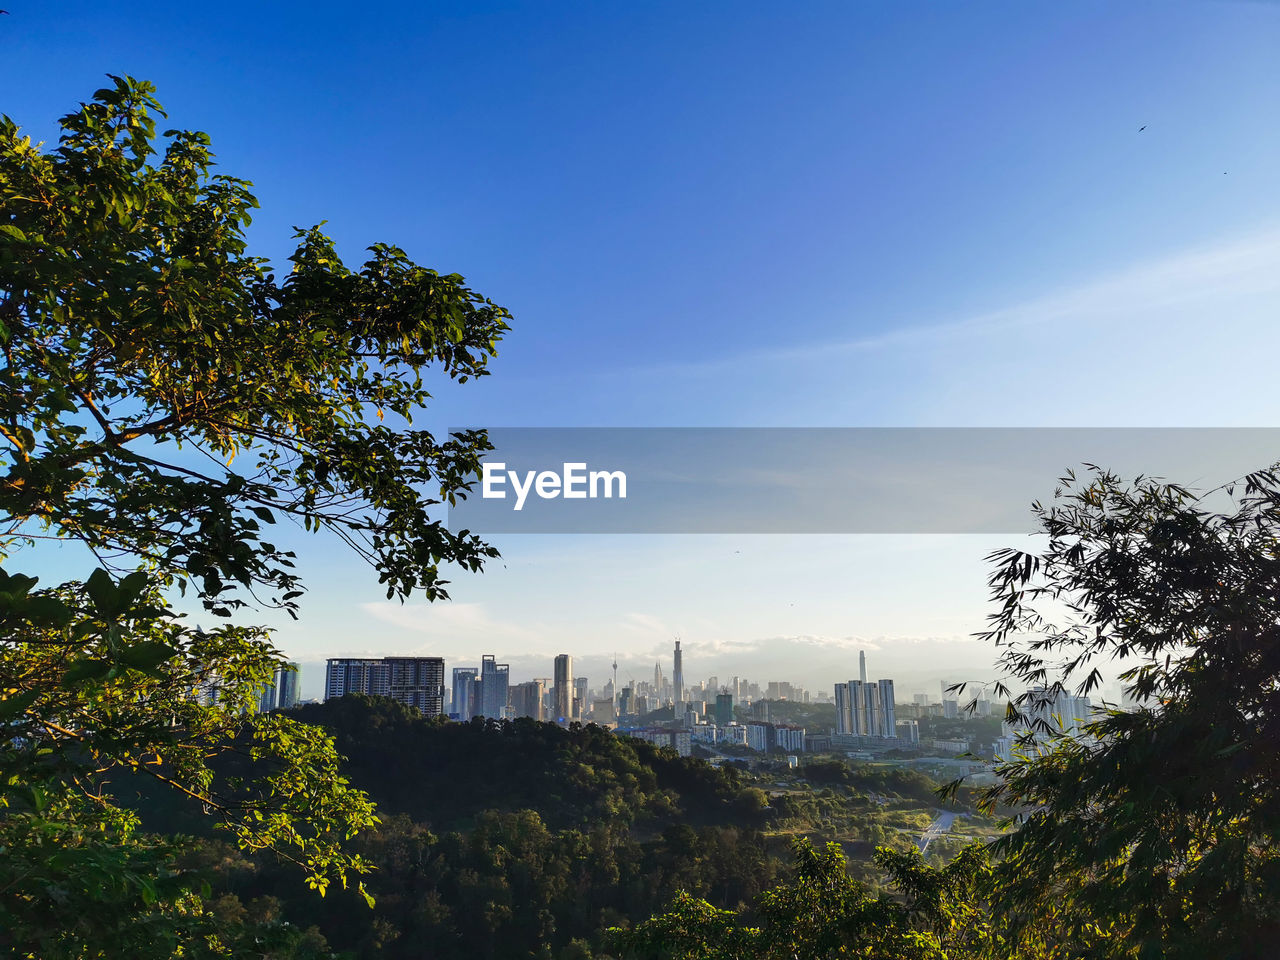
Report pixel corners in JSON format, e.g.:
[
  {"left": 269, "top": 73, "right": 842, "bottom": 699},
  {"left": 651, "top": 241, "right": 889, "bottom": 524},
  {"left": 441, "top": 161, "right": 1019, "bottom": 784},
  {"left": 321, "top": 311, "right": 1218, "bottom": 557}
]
[
  {"left": 965, "top": 466, "right": 1280, "bottom": 958},
  {"left": 608, "top": 837, "right": 1008, "bottom": 960},
  {"left": 0, "top": 76, "right": 510, "bottom": 955}
]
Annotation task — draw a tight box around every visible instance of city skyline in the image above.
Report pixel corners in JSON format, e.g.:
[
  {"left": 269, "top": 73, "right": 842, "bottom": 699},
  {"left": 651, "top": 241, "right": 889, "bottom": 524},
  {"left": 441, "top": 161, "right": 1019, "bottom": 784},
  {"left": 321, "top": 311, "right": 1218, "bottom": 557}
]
[
  {"left": 319, "top": 644, "right": 1028, "bottom": 719},
  {"left": 307, "top": 643, "right": 1016, "bottom": 766},
  {"left": 292, "top": 635, "right": 1055, "bottom": 706}
]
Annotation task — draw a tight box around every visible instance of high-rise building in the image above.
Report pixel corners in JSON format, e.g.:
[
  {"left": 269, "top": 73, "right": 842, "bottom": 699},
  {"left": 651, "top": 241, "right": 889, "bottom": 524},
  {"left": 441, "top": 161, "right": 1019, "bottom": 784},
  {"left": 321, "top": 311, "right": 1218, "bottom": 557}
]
[
  {"left": 553, "top": 654, "right": 573, "bottom": 723},
  {"left": 834, "top": 682, "right": 852, "bottom": 735},
  {"left": 592, "top": 699, "right": 616, "bottom": 724},
  {"left": 859, "top": 650, "right": 867, "bottom": 684},
  {"left": 452, "top": 667, "right": 479, "bottom": 720},
  {"left": 386, "top": 656, "right": 446, "bottom": 714},
  {"left": 258, "top": 676, "right": 277, "bottom": 713},
  {"left": 1026, "top": 686, "right": 1093, "bottom": 736},
  {"left": 325, "top": 658, "right": 389, "bottom": 700},
  {"left": 672, "top": 639, "right": 684, "bottom": 707},
  {"left": 746, "top": 721, "right": 774, "bottom": 752},
  {"left": 851, "top": 680, "right": 870, "bottom": 736},
  {"left": 877, "top": 679, "right": 896, "bottom": 737},
  {"left": 510, "top": 679, "right": 546, "bottom": 720},
  {"left": 325, "top": 657, "right": 444, "bottom": 714},
  {"left": 867, "top": 681, "right": 881, "bottom": 737},
  {"left": 277, "top": 663, "right": 301, "bottom": 710},
  {"left": 833, "top": 678, "right": 900, "bottom": 738},
  {"left": 573, "top": 676, "right": 588, "bottom": 720},
  {"left": 715, "top": 691, "right": 735, "bottom": 726},
  {"left": 478, "top": 655, "right": 509, "bottom": 719},
  {"left": 618, "top": 685, "right": 633, "bottom": 716}
]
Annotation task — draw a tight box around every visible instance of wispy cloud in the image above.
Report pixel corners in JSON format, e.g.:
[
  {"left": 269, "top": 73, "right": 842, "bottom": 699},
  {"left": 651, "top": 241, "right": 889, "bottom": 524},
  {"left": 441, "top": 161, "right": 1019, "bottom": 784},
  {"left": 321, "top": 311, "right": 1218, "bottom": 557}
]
[
  {"left": 628, "top": 225, "right": 1280, "bottom": 380},
  {"left": 358, "top": 601, "right": 544, "bottom": 652}
]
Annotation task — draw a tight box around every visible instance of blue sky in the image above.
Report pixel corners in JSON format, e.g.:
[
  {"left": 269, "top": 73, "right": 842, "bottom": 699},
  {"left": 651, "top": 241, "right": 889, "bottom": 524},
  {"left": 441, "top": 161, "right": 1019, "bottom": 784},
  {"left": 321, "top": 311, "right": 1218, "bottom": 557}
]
[{"left": 5, "top": 2, "right": 1280, "bottom": 699}]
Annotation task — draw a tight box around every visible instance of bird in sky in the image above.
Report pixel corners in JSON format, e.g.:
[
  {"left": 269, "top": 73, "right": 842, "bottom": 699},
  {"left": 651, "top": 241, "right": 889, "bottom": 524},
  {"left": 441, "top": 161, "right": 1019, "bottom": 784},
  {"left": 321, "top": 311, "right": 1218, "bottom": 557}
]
[{"left": 1138, "top": 125, "right": 1147, "bottom": 132}]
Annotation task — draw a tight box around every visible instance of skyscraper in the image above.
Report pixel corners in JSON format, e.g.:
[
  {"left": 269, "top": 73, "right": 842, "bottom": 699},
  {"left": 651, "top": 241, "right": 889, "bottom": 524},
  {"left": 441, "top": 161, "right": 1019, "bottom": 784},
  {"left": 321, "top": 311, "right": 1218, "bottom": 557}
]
[
  {"left": 672, "top": 639, "right": 684, "bottom": 707},
  {"left": 325, "top": 657, "right": 444, "bottom": 714},
  {"left": 452, "top": 667, "right": 479, "bottom": 720},
  {"left": 574, "top": 676, "right": 588, "bottom": 719},
  {"left": 877, "top": 678, "right": 896, "bottom": 737},
  {"left": 510, "top": 679, "right": 546, "bottom": 720},
  {"left": 715, "top": 691, "right": 735, "bottom": 726},
  {"left": 850, "top": 680, "right": 870, "bottom": 735},
  {"left": 479, "top": 655, "right": 509, "bottom": 719},
  {"left": 553, "top": 654, "right": 573, "bottom": 723},
  {"left": 276, "top": 663, "right": 300, "bottom": 710},
  {"left": 325, "top": 658, "right": 389, "bottom": 700},
  {"left": 834, "top": 682, "right": 852, "bottom": 734},
  {"left": 386, "top": 656, "right": 446, "bottom": 714},
  {"left": 859, "top": 650, "right": 867, "bottom": 684},
  {"left": 258, "top": 676, "right": 277, "bottom": 713}
]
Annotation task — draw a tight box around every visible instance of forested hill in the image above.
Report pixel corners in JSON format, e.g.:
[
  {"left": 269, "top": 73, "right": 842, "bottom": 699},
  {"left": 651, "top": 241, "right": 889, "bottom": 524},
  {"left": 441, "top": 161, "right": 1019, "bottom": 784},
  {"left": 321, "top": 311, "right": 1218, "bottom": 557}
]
[
  {"left": 122, "top": 696, "right": 970, "bottom": 960},
  {"left": 289, "top": 696, "right": 770, "bottom": 831},
  {"left": 216, "top": 698, "right": 783, "bottom": 959}
]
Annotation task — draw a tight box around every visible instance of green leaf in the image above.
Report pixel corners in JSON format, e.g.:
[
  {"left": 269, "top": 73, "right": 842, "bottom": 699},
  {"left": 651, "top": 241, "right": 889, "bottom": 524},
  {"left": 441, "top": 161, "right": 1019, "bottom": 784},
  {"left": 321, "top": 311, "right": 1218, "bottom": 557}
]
[
  {"left": 22, "top": 595, "right": 73, "bottom": 625},
  {"left": 0, "top": 688, "right": 39, "bottom": 721},
  {"left": 84, "top": 569, "right": 118, "bottom": 617},
  {"left": 118, "top": 641, "right": 179, "bottom": 670},
  {"left": 61, "top": 658, "right": 113, "bottom": 687}
]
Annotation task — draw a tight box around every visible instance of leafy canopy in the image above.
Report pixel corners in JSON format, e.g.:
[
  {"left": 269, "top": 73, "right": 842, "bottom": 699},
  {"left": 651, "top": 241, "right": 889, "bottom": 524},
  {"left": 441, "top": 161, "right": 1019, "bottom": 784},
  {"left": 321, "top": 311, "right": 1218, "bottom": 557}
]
[
  {"left": 608, "top": 837, "right": 1007, "bottom": 960},
  {"left": 0, "top": 76, "right": 508, "bottom": 956},
  {"left": 0, "top": 74, "right": 508, "bottom": 615},
  {"left": 961, "top": 467, "right": 1280, "bottom": 958}
]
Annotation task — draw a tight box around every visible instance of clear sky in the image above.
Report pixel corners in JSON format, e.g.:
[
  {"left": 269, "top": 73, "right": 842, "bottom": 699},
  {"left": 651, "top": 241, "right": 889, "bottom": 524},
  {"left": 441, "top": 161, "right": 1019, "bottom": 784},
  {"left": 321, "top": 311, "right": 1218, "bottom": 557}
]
[{"left": 5, "top": 2, "right": 1280, "bottom": 699}]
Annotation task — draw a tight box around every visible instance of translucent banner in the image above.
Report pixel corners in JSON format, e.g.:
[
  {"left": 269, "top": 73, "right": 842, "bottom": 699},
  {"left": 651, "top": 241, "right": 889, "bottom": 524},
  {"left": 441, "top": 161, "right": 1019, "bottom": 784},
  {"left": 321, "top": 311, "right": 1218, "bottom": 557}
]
[{"left": 445, "top": 428, "right": 1280, "bottom": 534}]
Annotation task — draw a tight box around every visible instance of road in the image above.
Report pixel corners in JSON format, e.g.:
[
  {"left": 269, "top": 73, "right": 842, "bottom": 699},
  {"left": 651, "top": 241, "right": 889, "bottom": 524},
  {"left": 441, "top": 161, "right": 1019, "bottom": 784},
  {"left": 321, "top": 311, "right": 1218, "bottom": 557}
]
[{"left": 917, "top": 811, "right": 959, "bottom": 853}]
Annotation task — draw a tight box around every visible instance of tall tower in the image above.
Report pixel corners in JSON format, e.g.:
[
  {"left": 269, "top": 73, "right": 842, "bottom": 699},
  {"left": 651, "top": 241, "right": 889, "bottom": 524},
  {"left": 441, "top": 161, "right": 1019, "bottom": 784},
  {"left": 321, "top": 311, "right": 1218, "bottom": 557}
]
[
  {"left": 859, "top": 650, "right": 867, "bottom": 684},
  {"left": 553, "top": 654, "right": 573, "bottom": 723},
  {"left": 834, "top": 682, "right": 852, "bottom": 735},
  {"left": 451, "top": 667, "right": 478, "bottom": 720},
  {"left": 612, "top": 654, "right": 619, "bottom": 706},
  {"left": 277, "top": 663, "right": 301, "bottom": 710},
  {"left": 878, "top": 678, "right": 896, "bottom": 738},
  {"left": 478, "top": 656, "right": 508, "bottom": 720},
  {"left": 672, "top": 638, "right": 685, "bottom": 706}
]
